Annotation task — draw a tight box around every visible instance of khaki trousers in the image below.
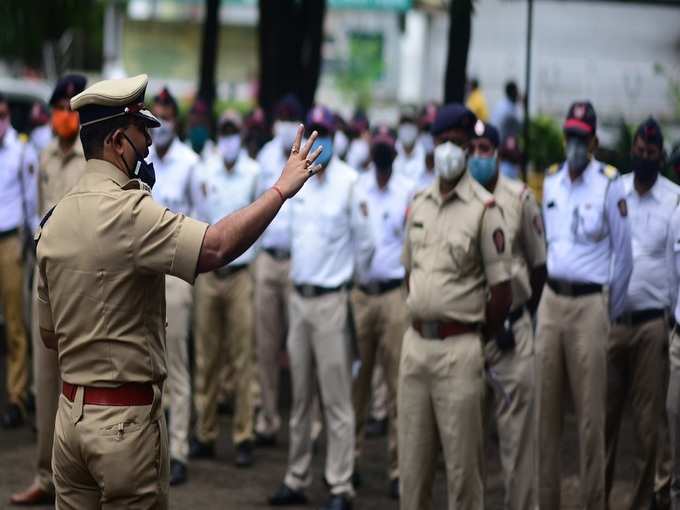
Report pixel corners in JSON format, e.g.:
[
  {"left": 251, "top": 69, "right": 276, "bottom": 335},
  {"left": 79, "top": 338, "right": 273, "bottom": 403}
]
[
  {"left": 0, "top": 233, "right": 28, "bottom": 406},
  {"left": 162, "top": 276, "right": 192, "bottom": 463},
  {"left": 484, "top": 308, "right": 537, "bottom": 510},
  {"left": 284, "top": 290, "right": 354, "bottom": 496},
  {"left": 254, "top": 251, "right": 291, "bottom": 436},
  {"left": 606, "top": 317, "right": 667, "bottom": 510},
  {"left": 193, "top": 269, "right": 254, "bottom": 445},
  {"left": 536, "top": 285, "right": 608, "bottom": 510},
  {"left": 656, "top": 327, "right": 672, "bottom": 508},
  {"left": 31, "top": 266, "right": 60, "bottom": 492},
  {"left": 398, "top": 327, "right": 486, "bottom": 510},
  {"left": 370, "top": 363, "right": 389, "bottom": 421},
  {"left": 666, "top": 327, "right": 680, "bottom": 509},
  {"left": 351, "top": 286, "right": 407, "bottom": 481},
  {"left": 52, "top": 390, "right": 169, "bottom": 509}
]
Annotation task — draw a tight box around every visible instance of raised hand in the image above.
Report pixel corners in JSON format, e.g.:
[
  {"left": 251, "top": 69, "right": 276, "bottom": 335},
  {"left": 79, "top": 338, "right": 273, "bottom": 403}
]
[{"left": 274, "top": 124, "right": 324, "bottom": 199}]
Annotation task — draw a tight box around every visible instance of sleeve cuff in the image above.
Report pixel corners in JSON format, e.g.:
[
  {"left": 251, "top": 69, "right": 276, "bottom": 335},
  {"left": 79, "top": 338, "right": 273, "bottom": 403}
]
[
  {"left": 37, "top": 296, "right": 54, "bottom": 331},
  {"left": 171, "top": 216, "right": 209, "bottom": 284},
  {"left": 485, "top": 260, "right": 511, "bottom": 287}
]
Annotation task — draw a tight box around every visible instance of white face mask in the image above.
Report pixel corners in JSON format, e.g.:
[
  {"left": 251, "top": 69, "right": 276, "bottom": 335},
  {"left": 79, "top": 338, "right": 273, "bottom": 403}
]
[
  {"left": 434, "top": 142, "right": 467, "bottom": 181},
  {"left": 398, "top": 123, "right": 418, "bottom": 147},
  {"left": 218, "top": 134, "right": 241, "bottom": 163},
  {"left": 347, "top": 138, "right": 370, "bottom": 170},
  {"left": 151, "top": 119, "right": 175, "bottom": 148},
  {"left": 274, "top": 121, "right": 298, "bottom": 149},
  {"left": 334, "top": 130, "right": 349, "bottom": 158}
]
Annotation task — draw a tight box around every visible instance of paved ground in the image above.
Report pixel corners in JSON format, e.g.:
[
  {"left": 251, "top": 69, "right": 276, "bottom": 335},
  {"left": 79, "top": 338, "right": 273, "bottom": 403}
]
[{"left": 0, "top": 342, "right": 641, "bottom": 509}]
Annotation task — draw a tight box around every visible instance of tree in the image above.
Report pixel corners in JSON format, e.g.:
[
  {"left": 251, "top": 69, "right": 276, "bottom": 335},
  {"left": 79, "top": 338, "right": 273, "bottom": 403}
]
[
  {"left": 197, "top": 0, "right": 220, "bottom": 113},
  {"left": 258, "top": 0, "right": 327, "bottom": 119},
  {"left": 444, "top": 0, "right": 474, "bottom": 103}
]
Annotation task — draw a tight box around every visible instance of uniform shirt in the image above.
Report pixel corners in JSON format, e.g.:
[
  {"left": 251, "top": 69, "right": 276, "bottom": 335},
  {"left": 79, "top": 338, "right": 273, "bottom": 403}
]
[
  {"left": 36, "top": 159, "right": 208, "bottom": 387},
  {"left": 354, "top": 170, "right": 415, "bottom": 283},
  {"left": 30, "top": 125, "right": 53, "bottom": 156},
  {"left": 393, "top": 141, "right": 425, "bottom": 182},
  {"left": 402, "top": 172, "right": 511, "bottom": 323},
  {"left": 194, "top": 152, "right": 260, "bottom": 266},
  {"left": 38, "top": 138, "right": 86, "bottom": 219},
  {"left": 493, "top": 174, "right": 546, "bottom": 309},
  {"left": 290, "top": 157, "right": 374, "bottom": 287},
  {"left": 622, "top": 173, "right": 680, "bottom": 312},
  {"left": 0, "top": 127, "right": 38, "bottom": 232},
  {"left": 257, "top": 138, "right": 292, "bottom": 252},
  {"left": 542, "top": 159, "right": 633, "bottom": 319}
]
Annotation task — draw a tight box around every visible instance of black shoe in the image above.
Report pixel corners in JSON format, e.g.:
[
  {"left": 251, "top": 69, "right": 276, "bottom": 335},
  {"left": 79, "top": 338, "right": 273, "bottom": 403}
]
[
  {"left": 1, "top": 403, "right": 24, "bottom": 429},
  {"left": 365, "top": 417, "right": 388, "bottom": 438},
  {"left": 169, "top": 459, "right": 187, "bottom": 486},
  {"left": 255, "top": 432, "right": 277, "bottom": 448},
  {"left": 320, "top": 494, "right": 352, "bottom": 510},
  {"left": 269, "top": 483, "right": 307, "bottom": 506},
  {"left": 235, "top": 440, "right": 254, "bottom": 468},
  {"left": 351, "top": 471, "right": 362, "bottom": 489},
  {"left": 388, "top": 478, "right": 399, "bottom": 500},
  {"left": 189, "top": 438, "right": 215, "bottom": 459},
  {"left": 218, "top": 399, "right": 233, "bottom": 415}
]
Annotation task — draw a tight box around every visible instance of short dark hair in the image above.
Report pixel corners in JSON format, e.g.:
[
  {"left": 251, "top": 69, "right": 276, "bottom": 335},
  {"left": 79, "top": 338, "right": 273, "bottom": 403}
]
[
  {"left": 470, "top": 78, "right": 480, "bottom": 90},
  {"left": 80, "top": 116, "right": 133, "bottom": 160},
  {"left": 505, "top": 81, "right": 519, "bottom": 102},
  {"left": 0, "top": 93, "right": 7, "bottom": 106}
]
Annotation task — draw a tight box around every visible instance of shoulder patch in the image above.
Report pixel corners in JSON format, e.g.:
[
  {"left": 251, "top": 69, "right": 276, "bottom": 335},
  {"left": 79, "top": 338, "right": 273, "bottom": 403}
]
[
  {"left": 122, "top": 179, "right": 151, "bottom": 193},
  {"left": 18, "top": 132, "right": 29, "bottom": 143},
  {"left": 547, "top": 163, "right": 560, "bottom": 176},
  {"left": 600, "top": 164, "right": 619, "bottom": 180}
]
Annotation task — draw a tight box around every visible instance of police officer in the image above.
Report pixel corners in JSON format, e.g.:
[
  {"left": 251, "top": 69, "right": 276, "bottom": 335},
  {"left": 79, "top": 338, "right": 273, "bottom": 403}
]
[
  {"left": 468, "top": 121, "right": 547, "bottom": 510},
  {"left": 36, "top": 74, "right": 323, "bottom": 508},
  {"left": 253, "top": 95, "right": 302, "bottom": 445},
  {"left": 605, "top": 118, "right": 679, "bottom": 509},
  {"left": 146, "top": 86, "right": 200, "bottom": 486},
  {"left": 393, "top": 106, "right": 425, "bottom": 182},
  {"left": 537, "top": 101, "right": 633, "bottom": 510},
  {"left": 9, "top": 75, "right": 87, "bottom": 507},
  {"left": 351, "top": 126, "right": 413, "bottom": 500},
  {"left": 269, "top": 105, "right": 374, "bottom": 510},
  {"left": 0, "top": 93, "right": 38, "bottom": 429},
  {"left": 190, "top": 109, "right": 260, "bottom": 468},
  {"left": 399, "top": 104, "right": 512, "bottom": 509}
]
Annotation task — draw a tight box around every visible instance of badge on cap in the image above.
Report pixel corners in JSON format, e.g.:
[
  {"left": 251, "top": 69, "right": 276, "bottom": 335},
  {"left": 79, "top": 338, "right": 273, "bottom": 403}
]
[
  {"left": 574, "top": 104, "right": 586, "bottom": 119},
  {"left": 493, "top": 228, "right": 506, "bottom": 254},
  {"left": 617, "top": 198, "right": 628, "bottom": 218}
]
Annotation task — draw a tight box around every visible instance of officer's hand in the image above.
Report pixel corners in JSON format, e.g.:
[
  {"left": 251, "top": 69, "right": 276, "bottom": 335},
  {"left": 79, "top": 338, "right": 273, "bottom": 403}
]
[{"left": 275, "top": 124, "right": 323, "bottom": 199}]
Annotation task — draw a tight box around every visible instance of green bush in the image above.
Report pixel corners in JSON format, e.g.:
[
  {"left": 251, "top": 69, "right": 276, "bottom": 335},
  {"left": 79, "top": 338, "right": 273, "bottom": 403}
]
[{"left": 524, "top": 115, "right": 564, "bottom": 173}]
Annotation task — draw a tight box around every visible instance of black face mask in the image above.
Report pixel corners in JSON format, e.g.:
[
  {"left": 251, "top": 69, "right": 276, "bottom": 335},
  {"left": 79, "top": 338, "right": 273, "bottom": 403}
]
[
  {"left": 372, "top": 144, "right": 395, "bottom": 174},
  {"left": 122, "top": 133, "right": 156, "bottom": 189},
  {"left": 631, "top": 155, "right": 660, "bottom": 185}
]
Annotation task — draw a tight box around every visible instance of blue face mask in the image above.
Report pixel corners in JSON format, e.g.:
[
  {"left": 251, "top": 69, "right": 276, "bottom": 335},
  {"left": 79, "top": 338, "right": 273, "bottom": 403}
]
[
  {"left": 312, "top": 136, "right": 334, "bottom": 167},
  {"left": 468, "top": 155, "right": 498, "bottom": 185}
]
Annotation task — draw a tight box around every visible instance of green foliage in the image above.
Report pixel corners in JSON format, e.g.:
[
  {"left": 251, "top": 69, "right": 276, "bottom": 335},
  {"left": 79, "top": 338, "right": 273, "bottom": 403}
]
[
  {"left": 525, "top": 115, "right": 565, "bottom": 172},
  {"left": 334, "top": 32, "right": 385, "bottom": 109},
  {"left": 654, "top": 62, "right": 680, "bottom": 120}
]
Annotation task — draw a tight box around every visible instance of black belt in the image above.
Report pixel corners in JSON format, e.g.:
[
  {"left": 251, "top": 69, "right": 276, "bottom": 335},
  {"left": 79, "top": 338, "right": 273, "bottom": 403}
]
[
  {"left": 213, "top": 264, "right": 247, "bottom": 279},
  {"left": 294, "top": 283, "right": 348, "bottom": 298},
  {"left": 547, "top": 278, "right": 602, "bottom": 297},
  {"left": 358, "top": 279, "right": 403, "bottom": 296},
  {"left": 615, "top": 308, "right": 665, "bottom": 327},
  {"left": 0, "top": 227, "right": 19, "bottom": 240},
  {"left": 264, "top": 247, "right": 290, "bottom": 261}
]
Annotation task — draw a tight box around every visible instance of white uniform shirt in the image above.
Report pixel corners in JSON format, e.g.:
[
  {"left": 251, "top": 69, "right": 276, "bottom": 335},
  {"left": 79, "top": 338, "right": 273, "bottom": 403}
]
[
  {"left": 30, "top": 125, "right": 53, "bottom": 155},
  {"left": 195, "top": 152, "right": 260, "bottom": 266},
  {"left": 393, "top": 141, "right": 425, "bottom": 182},
  {"left": 290, "top": 157, "right": 374, "bottom": 287},
  {"left": 622, "top": 174, "right": 680, "bottom": 312},
  {"left": 257, "top": 138, "right": 291, "bottom": 252},
  {"left": 542, "top": 159, "right": 633, "bottom": 319},
  {"left": 0, "top": 127, "right": 38, "bottom": 232},
  {"left": 414, "top": 168, "right": 436, "bottom": 192},
  {"left": 149, "top": 137, "right": 198, "bottom": 217},
  {"left": 354, "top": 170, "right": 414, "bottom": 283}
]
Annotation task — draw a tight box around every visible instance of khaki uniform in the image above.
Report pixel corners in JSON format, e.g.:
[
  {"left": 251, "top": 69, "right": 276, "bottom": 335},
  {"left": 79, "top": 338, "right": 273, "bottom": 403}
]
[
  {"left": 483, "top": 175, "right": 545, "bottom": 510},
  {"left": 399, "top": 173, "right": 511, "bottom": 510},
  {"left": 36, "top": 160, "right": 207, "bottom": 508},
  {"left": 31, "top": 139, "right": 86, "bottom": 493}
]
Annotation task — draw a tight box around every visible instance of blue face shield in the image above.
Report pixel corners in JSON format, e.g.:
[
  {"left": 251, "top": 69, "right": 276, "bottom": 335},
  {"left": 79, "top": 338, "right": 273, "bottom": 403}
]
[
  {"left": 311, "top": 136, "right": 334, "bottom": 167},
  {"left": 468, "top": 155, "right": 498, "bottom": 185}
]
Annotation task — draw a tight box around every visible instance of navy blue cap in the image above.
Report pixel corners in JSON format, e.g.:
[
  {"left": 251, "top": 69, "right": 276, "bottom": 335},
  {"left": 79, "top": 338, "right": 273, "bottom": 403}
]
[
  {"left": 153, "top": 87, "right": 179, "bottom": 114},
  {"left": 274, "top": 94, "right": 303, "bottom": 121},
  {"left": 431, "top": 103, "right": 477, "bottom": 137},
  {"left": 473, "top": 120, "right": 500, "bottom": 148},
  {"left": 306, "top": 104, "right": 335, "bottom": 132},
  {"left": 371, "top": 125, "right": 397, "bottom": 148},
  {"left": 634, "top": 117, "right": 663, "bottom": 148},
  {"left": 49, "top": 74, "right": 87, "bottom": 107},
  {"left": 564, "top": 101, "right": 597, "bottom": 136},
  {"left": 350, "top": 110, "right": 369, "bottom": 135}
]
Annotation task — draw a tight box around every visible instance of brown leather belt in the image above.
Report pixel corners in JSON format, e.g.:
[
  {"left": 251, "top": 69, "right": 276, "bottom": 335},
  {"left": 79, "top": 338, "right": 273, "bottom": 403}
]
[
  {"left": 547, "top": 278, "right": 602, "bottom": 297},
  {"left": 0, "top": 227, "right": 19, "bottom": 240},
  {"left": 413, "top": 319, "right": 479, "bottom": 340},
  {"left": 62, "top": 382, "right": 154, "bottom": 406}
]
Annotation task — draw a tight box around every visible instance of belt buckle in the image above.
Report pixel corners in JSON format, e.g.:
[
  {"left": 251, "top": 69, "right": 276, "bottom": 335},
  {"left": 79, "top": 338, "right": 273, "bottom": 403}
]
[
  {"left": 367, "top": 281, "right": 381, "bottom": 294},
  {"left": 301, "top": 285, "right": 315, "bottom": 298},
  {"left": 421, "top": 320, "right": 440, "bottom": 339}
]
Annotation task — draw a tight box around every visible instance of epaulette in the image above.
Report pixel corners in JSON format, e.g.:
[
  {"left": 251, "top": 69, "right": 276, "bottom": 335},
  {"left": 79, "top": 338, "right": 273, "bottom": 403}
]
[
  {"left": 34, "top": 205, "right": 56, "bottom": 251},
  {"left": 546, "top": 163, "right": 560, "bottom": 176},
  {"left": 122, "top": 179, "right": 151, "bottom": 193},
  {"left": 600, "top": 164, "right": 619, "bottom": 180}
]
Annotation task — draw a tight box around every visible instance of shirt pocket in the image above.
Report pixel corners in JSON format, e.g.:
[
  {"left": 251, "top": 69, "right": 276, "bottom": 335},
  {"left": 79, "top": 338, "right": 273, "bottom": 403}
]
[
  {"left": 575, "top": 201, "right": 606, "bottom": 242},
  {"left": 642, "top": 212, "right": 668, "bottom": 255},
  {"left": 441, "top": 231, "right": 474, "bottom": 276},
  {"left": 320, "top": 209, "right": 348, "bottom": 242}
]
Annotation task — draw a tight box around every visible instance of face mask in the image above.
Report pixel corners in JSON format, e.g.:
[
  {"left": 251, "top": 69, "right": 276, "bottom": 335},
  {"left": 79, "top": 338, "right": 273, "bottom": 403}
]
[
  {"left": 122, "top": 133, "right": 156, "bottom": 189},
  {"left": 334, "top": 130, "right": 349, "bottom": 158},
  {"left": 434, "top": 142, "right": 466, "bottom": 181},
  {"left": 151, "top": 119, "right": 175, "bottom": 148},
  {"left": 499, "top": 161, "right": 521, "bottom": 180},
  {"left": 274, "top": 121, "right": 299, "bottom": 149},
  {"left": 51, "top": 110, "right": 79, "bottom": 139},
  {"left": 372, "top": 143, "right": 395, "bottom": 172},
  {"left": 347, "top": 139, "right": 369, "bottom": 170},
  {"left": 565, "top": 138, "right": 590, "bottom": 171},
  {"left": 398, "top": 123, "right": 418, "bottom": 147},
  {"left": 631, "top": 155, "right": 660, "bottom": 185},
  {"left": 218, "top": 134, "right": 241, "bottom": 163},
  {"left": 188, "top": 125, "right": 210, "bottom": 154},
  {"left": 419, "top": 133, "right": 434, "bottom": 155},
  {"left": 468, "top": 155, "right": 498, "bottom": 185},
  {"left": 311, "top": 136, "right": 333, "bottom": 167}
]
